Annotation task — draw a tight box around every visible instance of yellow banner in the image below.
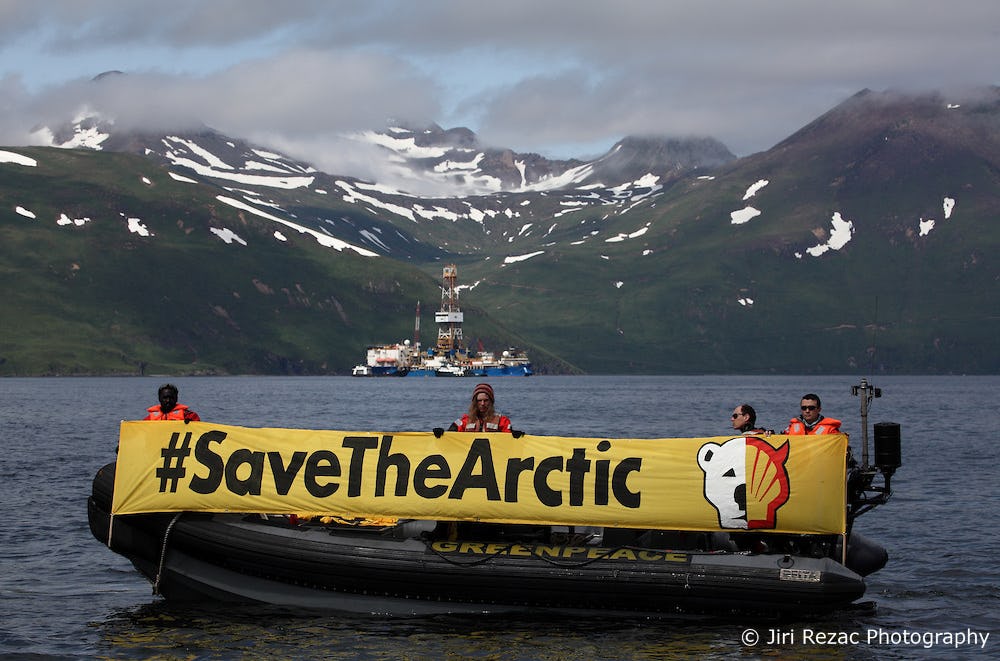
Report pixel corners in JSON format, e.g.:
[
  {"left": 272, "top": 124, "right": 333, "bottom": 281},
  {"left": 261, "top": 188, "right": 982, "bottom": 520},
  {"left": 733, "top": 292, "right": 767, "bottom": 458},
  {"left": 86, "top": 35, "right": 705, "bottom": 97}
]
[{"left": 112, "top": 421, "right": 847, "bottom": 534}]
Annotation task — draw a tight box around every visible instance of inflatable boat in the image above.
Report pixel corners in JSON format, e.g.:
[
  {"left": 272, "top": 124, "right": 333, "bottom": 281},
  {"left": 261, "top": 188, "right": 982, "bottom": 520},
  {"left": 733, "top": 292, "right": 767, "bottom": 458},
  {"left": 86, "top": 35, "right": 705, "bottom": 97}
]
[{"left": 88, "top": 380, "right": 899, "bottom": 617}]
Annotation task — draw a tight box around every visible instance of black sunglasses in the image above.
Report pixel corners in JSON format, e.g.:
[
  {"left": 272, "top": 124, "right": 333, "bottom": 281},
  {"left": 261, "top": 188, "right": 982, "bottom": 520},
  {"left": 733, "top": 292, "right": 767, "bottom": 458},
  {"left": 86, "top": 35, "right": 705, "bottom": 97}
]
[{"left": 801, "top": 405, "right": 818, "bottom": 411}]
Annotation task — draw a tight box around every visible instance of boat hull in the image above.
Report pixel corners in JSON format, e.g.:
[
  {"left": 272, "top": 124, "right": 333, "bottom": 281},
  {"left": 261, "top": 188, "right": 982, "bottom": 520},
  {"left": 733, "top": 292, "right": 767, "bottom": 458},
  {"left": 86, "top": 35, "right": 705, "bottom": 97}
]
[
  {"left": 88, "top": 463, "right": 868, "bottom": 616},
  {"left": 484, "top": 365, "right": 533, "bottom": 376},
  {"left": 400, "top": 364, "right": 533, "bottom": 377}
]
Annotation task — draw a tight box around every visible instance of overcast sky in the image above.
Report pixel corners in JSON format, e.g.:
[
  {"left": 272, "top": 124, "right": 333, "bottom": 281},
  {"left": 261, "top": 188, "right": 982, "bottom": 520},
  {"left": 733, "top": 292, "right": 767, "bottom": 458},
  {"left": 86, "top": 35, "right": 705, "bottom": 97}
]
[{"left": 1, "top": 0, "right": 997, "bottom": 167}]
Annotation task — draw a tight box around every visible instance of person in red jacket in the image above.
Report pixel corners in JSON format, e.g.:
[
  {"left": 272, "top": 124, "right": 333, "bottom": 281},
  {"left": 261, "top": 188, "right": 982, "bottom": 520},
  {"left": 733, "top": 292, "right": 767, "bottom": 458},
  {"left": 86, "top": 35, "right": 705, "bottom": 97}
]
[
  {"left": 143, "top": 383, "right": 200, "bottom": 422},
  {"left": 783, "top": 393, "right": 840, "bottom": 434},
  {"left": 448, "top": 382, "right": 512, "bottom": 433}
]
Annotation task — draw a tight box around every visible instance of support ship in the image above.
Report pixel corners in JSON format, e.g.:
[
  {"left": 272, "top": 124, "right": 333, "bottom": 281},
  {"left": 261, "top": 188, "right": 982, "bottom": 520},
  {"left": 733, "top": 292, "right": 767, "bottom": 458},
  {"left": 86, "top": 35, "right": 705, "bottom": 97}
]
[{"left": 352, "top": 265, "right": 533, "bottom": 377}]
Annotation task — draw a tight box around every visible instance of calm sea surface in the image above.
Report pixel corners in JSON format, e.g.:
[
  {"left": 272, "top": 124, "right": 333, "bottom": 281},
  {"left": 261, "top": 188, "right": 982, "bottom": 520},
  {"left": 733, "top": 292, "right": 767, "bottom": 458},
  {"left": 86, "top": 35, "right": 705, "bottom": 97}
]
[{"left": 1, "top": 375, "right": 997, "bottom": 659}]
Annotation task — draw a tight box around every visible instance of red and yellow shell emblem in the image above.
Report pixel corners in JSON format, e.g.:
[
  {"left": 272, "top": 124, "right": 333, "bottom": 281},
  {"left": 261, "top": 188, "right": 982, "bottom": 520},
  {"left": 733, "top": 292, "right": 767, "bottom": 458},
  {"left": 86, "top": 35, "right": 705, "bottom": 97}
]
[{"left": 697, "top": 436, "right": 790, "bottom": 529}]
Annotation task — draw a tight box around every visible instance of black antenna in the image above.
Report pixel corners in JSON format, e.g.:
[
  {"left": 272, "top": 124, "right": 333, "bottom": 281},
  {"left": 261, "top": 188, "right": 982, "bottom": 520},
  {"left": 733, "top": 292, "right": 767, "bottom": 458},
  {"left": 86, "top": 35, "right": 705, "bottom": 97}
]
[{"left": 851, "top": 379, "right": 881, "bottom": 468}]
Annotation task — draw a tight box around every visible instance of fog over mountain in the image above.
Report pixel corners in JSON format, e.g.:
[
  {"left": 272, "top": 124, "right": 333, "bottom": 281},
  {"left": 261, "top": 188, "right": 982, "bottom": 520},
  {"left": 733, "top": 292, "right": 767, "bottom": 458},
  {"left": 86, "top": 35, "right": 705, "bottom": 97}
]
[
  {"left": 22, "top": 86, "right": 740, "bottom": 198},
  {"left": 3, "top": 2, "right": 998, "bottom": 163}
]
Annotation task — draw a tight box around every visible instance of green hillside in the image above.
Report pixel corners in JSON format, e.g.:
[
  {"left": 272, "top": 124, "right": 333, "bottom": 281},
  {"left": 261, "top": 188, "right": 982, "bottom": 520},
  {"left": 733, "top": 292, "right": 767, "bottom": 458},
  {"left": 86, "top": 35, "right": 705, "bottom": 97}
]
[
  {"left": 453, "top": 161, "right": 998, "bottom": 374},
  {"left": 3, "top": 90, "right": 999, "bottom": 375},
  {"left": 0, "top": 149, "right": 565, "bottom": 375},
  {"left": 424, "top": 92, "right": 1000, "bottom": 374}
]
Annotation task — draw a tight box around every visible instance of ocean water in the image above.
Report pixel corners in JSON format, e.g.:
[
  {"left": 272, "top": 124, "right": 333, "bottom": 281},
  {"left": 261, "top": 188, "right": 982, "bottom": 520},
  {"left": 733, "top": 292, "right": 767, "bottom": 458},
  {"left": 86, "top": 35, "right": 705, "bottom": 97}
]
[{"left": 0, "top": 375, "right": 996, "bottom": 659}]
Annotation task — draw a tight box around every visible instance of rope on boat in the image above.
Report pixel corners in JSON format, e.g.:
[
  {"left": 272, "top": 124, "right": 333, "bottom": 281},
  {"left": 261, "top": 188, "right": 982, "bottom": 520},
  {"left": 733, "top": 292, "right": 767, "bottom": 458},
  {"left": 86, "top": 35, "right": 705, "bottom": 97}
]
[{"left": 153, "top": 513, "right": 183, "bottom": 596}]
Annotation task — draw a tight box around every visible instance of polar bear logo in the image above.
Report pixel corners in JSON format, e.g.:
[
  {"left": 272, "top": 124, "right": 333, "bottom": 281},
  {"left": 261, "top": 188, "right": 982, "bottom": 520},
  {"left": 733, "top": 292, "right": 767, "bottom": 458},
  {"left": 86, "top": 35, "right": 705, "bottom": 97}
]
[{"left": 697, "top": 436, "right": 790, "bottom": 529}]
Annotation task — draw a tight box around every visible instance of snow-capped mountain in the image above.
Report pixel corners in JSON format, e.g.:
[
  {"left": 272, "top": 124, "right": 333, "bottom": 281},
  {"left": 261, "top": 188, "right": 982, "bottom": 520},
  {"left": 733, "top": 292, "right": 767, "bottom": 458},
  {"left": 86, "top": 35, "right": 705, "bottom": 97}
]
[
  {"left": 5, "top": 87, "right": 999, "bottom": 376},
  {"left": 35, "top": 113, "right": 735, "bottom": 198},
  {"left": 342, "top": 124, "right": 735, "bottom": 196},
  {"left": 28, "top": 112, "right": 736, "bottom": 259}
]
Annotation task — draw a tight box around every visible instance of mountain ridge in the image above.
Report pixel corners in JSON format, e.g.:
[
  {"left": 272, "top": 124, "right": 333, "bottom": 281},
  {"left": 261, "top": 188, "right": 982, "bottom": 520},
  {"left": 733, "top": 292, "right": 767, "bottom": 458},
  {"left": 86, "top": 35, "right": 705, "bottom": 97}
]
[{"left": 3, "top": 87, "right": 998, "bottom": 375}]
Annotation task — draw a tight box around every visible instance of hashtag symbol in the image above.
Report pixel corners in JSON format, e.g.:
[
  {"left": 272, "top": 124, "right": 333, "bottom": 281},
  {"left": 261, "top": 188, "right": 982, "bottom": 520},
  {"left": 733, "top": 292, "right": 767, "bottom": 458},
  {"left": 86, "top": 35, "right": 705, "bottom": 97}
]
[{"left": 156, "top": 432, "right": 193, "bottom": 492}]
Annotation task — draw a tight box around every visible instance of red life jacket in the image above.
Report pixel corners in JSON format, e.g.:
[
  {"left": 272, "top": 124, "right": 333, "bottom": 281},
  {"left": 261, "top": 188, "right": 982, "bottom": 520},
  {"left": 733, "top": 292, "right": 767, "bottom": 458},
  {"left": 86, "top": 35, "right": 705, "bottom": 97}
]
[
  {"left": 453, "top": 413, "right": 512, "bottom": 433},
  {"left": 144, "top": 403, "right": 200, "bottom": 422},
  {"left": 785, "top": 416, "right": 841, "bottom": 435}
]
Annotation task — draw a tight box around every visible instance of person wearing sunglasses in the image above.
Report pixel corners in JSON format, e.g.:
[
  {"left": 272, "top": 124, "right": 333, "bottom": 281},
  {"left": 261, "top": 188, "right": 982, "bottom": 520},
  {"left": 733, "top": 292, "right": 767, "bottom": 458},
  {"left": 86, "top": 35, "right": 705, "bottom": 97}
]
[
  {"left": 783, "top": 393, "right": 841, "bottom": 434},
  {"left": 730, "top": 404, "right": 771, "bottom": 435}
]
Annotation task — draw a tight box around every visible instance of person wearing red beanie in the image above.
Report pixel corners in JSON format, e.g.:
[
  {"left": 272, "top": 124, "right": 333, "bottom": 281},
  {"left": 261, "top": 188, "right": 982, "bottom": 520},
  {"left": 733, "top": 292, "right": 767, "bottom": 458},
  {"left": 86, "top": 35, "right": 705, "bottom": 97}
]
[{"left": 447, "top": 382, "right": 513, "bottom": 433}]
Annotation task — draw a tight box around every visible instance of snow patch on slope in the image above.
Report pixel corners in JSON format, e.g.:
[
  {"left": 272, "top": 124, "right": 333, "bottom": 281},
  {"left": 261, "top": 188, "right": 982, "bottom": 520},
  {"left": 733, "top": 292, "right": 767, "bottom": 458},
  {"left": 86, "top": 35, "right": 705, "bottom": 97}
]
[
  {"left": 801, "top": 212, "right": 854, "bottom": 257},
  {"left": 1, "top": 150, "right": 37, "bottom": 166},
  {"left": 216, "top": 195, "right": 377, "bottom": 257},
  {"left": 503, "top": 251, "right": 545, "bottom": 264},
  {"left": 730, "top": 207, "right": 761, "bottom": 225}
]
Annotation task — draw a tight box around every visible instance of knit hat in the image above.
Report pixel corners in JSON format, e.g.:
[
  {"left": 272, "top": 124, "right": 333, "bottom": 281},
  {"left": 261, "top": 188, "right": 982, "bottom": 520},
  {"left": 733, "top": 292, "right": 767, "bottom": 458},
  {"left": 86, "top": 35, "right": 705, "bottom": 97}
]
[{"left": 472, "top": 383, "right": 494, "bottom": 403}]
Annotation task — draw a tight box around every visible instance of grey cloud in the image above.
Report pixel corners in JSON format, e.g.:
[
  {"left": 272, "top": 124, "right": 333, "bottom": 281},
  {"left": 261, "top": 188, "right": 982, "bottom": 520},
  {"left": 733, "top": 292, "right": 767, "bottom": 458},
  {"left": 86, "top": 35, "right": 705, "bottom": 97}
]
[
  {"left": 32, "top": 51, "right": 431, "bottom": 125},
  {"left": 0, "top": 48, "right": 441, "bottom": 154},
  {"left": 194, "top": 50, "right": 441, "bottom": 136},
  {"left": 0, "top": 0, "right": 335, "bottom": 49},
  {"left": 1, "top": 0, "right": 998, "bottom": 160}
]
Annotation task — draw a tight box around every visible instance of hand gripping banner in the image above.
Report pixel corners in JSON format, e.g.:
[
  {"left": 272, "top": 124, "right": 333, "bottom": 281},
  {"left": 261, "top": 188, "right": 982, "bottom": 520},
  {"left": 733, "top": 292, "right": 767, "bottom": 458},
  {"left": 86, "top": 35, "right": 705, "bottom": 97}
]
[{"left": 112, "top": 421, "right": 848, "bottom": 534}]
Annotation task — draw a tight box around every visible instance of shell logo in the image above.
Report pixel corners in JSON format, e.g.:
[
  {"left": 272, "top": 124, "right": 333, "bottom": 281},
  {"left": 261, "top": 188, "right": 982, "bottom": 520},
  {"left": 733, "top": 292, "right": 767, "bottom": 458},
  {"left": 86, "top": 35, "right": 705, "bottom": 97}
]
[{"left": 697, "top": 436, "right": 791, "bottom": 529}]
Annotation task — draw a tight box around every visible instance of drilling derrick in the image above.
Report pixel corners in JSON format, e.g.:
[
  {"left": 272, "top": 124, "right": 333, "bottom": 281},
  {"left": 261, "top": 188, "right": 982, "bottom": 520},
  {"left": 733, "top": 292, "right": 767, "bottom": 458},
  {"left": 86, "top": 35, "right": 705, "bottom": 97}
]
[
  {"left": 413, "top": 300, "right": 421, "bottom": 347},
  {"left": 435, "top": 265, "right": 464, "bottom": 353}
]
